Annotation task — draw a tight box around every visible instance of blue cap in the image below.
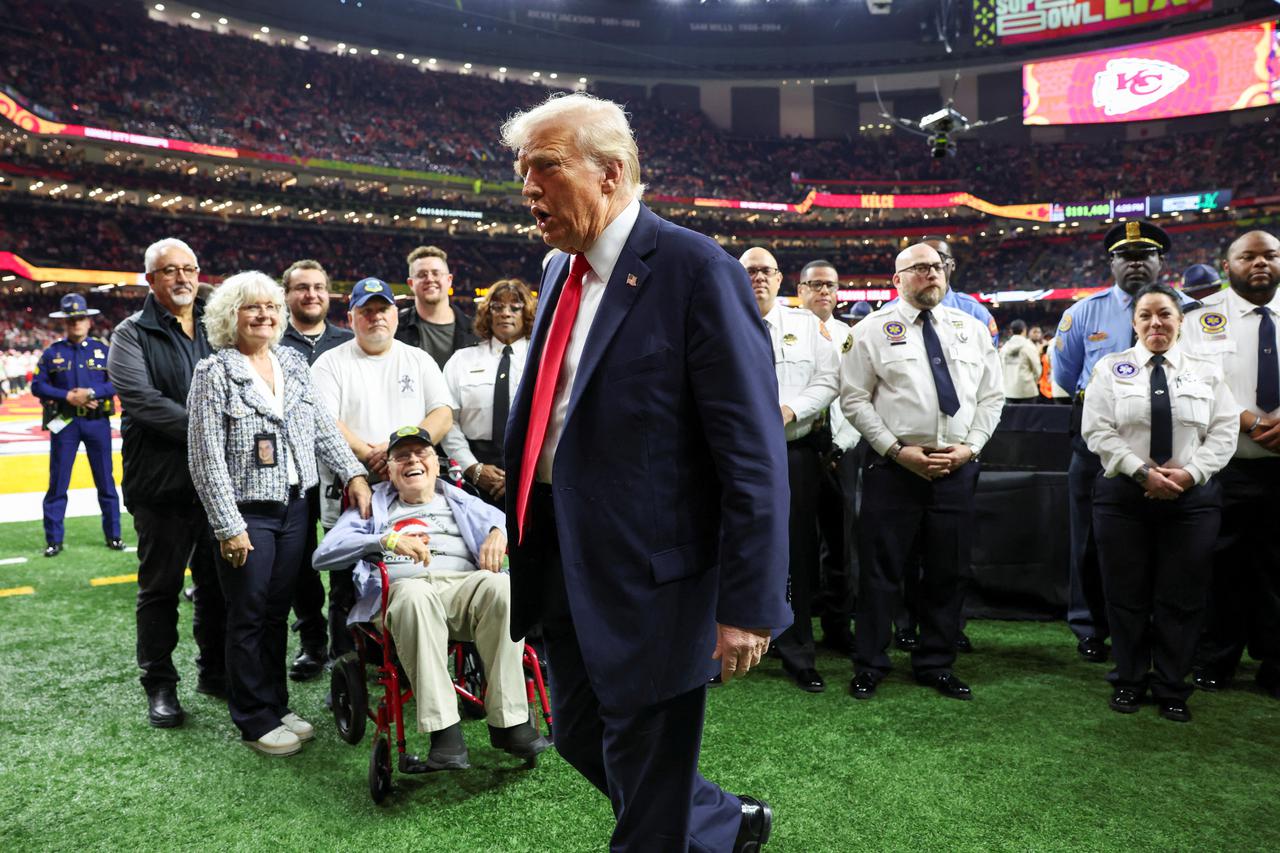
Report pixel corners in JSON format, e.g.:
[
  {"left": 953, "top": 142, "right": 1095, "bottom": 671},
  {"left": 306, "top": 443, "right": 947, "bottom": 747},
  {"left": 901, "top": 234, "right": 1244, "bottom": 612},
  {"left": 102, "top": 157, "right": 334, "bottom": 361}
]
[
  {"left": 1181, "top": 263, "right": 1222, "bottom": 290},
  {"left": 349, "top": 277, "right": 395, "bottom": 309},
  {"left": 49, "top": 293, "right": 101, "bottom": 319},
  {"left": 848, "top": 300, "right": 873, "bottom": 320}
]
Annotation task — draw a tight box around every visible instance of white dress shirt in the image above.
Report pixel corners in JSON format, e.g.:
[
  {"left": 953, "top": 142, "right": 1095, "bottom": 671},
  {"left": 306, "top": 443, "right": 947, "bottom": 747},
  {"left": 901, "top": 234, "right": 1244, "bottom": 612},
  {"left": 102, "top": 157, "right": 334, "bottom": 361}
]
[
  {"left": 1000, "top": 333, "right": 1043, "bottom": 399},
  {"left": 537, "top": 197, "right": 641, "bottom": 483},
  {"left": 812, "top": 314, "right": 860, "bottom": 451},
  {"left": 1082, "top": 343, "right": 1238, "bottom": 484},
  {"left": 442, "top": 336, "right": 529, "bottom": 471},
  {"left": 244, "top": 349, "right": 299, "bottom": 485},
  {"left": 763, "top": 303, "right": 839, "bottom": 442},
  {"left": 1181, "top": 287, "right": 1280, "bottom": 459},
  {"left": 840, "top": 300, "right": 1004, "bottom": 456}
]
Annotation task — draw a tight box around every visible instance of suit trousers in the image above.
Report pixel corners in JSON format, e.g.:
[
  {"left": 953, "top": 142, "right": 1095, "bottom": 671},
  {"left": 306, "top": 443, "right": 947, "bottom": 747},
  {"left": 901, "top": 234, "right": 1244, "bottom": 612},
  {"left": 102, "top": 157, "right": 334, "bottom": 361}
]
[
  {"left": 1195, "top": 458, "right": 1280, "bottom": 681},
  {"left": 43, "top": 416, "right": 120, "bottom": 544},
  {"left": 383, "top": 571, "right": 528, "bottom": 733},
  {"left": 133, "top": 502, "right": 225, "bottom": 689},
  {"left": 289, "top": 484, "right": 328, "bottom": 655},
  {"left": 216, "top": 494, "right": 307, "bottom": 741},
  {"left": 774, "top": 438, "right": 821, "bottom": 671},
  {"left": 814, "top": 447, "right": 851, "bottom": 637},
  {"left": 1093, "top": 475, "right": 1220, "bottom": 702},
  {"left": 854, "top": 455, "right": 978, "bottom": 679},
  {"left": 531, "top": 489, "right": 741, "bottom": 853},
  {"left": 1067, "top": 437, "right": 1110, "bottom": 641}
]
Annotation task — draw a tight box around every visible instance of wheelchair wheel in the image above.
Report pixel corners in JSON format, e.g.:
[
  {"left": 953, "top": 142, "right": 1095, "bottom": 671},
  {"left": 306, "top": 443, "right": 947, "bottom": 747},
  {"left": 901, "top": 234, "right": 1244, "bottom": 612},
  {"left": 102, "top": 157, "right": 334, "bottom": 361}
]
[
  {"left": 331, "top": 652, "right": 367, "bottom": 745},
  {"left": 457, "top": 644, "right": 486, "bottom": 719},
  {"left": 368, "top": 736, "right": 392, "bottom": 804}
]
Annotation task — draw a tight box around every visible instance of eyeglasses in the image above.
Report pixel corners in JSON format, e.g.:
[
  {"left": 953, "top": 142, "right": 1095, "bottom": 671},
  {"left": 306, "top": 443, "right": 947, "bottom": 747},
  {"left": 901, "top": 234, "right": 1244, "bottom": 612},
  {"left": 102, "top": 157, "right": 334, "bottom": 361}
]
[
  {"left": 896, "top": 262, "right": 946, "bottom": 277},
  {"left": 238, "top": 302, "right": 281, "bottom": 315},
  {"left": 799, "top": 280, "right": 838, "bottom": 293},
  {"left": 390, "top": 447, "right": 436, "bottom": 464},
  {"left": 744, "top": 266, "right": 780, "bottom": 278},
  {"left": 155, "top": 265, "right": 200, "bottom": 278},
  {"left": 489, "top": 302, "right": 525, "bottom": 316},
  {"left": 287, "top": 283, "right": 329, "bottom": 294}
]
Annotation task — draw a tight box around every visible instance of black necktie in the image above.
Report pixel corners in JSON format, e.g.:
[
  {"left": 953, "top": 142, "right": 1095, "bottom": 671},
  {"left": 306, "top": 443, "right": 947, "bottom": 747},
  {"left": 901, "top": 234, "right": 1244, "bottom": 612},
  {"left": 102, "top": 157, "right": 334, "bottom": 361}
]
[
  {"left": 920, "top": 310, "right": 961, "bottom": 417},
  {"left": 1149, "top": 354, "right": 1173, "bottom": 465},
  {"left": 1256, "top": 307, "right": 1279, "bottom": 413},
  {"left": 492, "top": 344, "right": 512, "bottom": 451}
]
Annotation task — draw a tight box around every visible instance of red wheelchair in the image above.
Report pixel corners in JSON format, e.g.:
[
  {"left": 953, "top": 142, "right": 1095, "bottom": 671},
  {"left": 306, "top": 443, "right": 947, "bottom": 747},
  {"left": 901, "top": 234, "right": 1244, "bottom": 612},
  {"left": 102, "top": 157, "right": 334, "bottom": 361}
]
[{"left": 329, "top": 563, "right": 553, "bottom": 804}]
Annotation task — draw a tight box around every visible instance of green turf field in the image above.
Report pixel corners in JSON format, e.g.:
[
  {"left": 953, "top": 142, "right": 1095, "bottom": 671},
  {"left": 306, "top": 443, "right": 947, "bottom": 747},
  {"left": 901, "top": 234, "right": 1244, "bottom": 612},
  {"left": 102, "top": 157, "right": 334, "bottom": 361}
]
[{"left": 1, "top": 515, "right": 1278, "bottom": 851}]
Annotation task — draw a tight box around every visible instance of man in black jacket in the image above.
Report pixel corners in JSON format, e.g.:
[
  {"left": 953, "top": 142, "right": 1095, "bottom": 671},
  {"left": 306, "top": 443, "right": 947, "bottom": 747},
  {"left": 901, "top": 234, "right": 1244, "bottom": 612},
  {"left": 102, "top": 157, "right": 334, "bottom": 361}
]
[
  {"left": 395, "top": 245, "right": 478, "bottom": 369},
  {"left": 107, "top": 237, "right": 226, "bottom": 728}
]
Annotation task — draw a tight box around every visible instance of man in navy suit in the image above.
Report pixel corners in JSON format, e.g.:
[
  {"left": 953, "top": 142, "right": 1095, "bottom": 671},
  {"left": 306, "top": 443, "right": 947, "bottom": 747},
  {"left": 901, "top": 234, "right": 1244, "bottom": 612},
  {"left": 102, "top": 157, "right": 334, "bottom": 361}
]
[{"left": 499, "top": 93, "right": 791, "bottom": 851}]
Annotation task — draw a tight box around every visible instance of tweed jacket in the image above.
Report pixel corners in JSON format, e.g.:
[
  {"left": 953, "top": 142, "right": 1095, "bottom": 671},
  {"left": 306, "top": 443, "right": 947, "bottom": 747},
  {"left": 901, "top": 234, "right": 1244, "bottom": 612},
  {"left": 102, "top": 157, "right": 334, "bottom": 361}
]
[{"left": 188, "top": 345, "right": 364, "bottom": 540}]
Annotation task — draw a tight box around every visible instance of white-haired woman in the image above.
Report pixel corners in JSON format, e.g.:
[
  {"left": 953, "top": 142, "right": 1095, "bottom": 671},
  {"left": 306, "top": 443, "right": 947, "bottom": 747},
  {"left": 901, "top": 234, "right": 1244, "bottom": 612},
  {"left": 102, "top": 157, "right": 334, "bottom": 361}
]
[{"left": 188, "top": 271, "right": 372, "bottom": 756}]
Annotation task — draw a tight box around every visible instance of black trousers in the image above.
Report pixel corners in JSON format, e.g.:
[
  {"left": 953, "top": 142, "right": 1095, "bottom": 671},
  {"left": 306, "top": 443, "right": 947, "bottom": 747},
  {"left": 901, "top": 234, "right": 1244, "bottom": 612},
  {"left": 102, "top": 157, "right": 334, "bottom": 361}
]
[
  {"left": 814, "top": 447, "right": 852, "bottom": 637},
  {"left": 133, "top": 502, "right": 225, "bottom": 690},
  {"left": 531, "top": 489, "right": 740, "bottom": 852},
  {"left": 289, "top": 485, "right": 328, "bottom": 656},
  {"left": 1195, "top": 457, "right": 1280, "bottom": 682},
  {"left": 854, "top": 455, "right": 978, "bottom": 679},
  {"left": 774, "top": 439, "right": 821, "bottom": 672},
  {"left": 217, "top": 494, "right": 309, "bottom": 741},
  {"left": 1093, "top": 475, "right": 1220, "bottom": 702},
  {"left": 1067, "top": 437, "right": 1110, "bottom": 641}
]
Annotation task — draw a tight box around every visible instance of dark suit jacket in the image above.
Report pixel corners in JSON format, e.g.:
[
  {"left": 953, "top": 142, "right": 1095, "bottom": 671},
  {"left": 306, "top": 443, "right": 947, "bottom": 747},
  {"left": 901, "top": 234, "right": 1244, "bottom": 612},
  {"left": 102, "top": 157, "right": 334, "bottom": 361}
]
[{"left": 505, "top": 203, "right": 792, "bottom": 709}]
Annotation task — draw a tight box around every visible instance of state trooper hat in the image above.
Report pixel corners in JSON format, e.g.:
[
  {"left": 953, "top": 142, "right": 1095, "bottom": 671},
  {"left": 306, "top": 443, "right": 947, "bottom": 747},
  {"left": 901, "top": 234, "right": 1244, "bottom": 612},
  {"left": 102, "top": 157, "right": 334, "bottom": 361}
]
[
  {"left": 1181, "top": 263, "right": 1223, "bottom": 290},
  {"left": 49, "top": 293, "right": 101, "bottom": 318},
  {"left": 1104, "top": 220, "right": 1171, "bottom": 255},
  {"left": 349, "top": 277, "right": 395, "bottom": 309}
]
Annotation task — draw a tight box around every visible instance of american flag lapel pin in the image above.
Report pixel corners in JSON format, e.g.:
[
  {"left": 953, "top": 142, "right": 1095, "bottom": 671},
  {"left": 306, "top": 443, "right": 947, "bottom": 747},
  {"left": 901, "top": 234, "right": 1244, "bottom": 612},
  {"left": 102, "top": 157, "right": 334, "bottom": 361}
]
[{"left": 626, "top": 273, "right": 638, "bottom": 287}]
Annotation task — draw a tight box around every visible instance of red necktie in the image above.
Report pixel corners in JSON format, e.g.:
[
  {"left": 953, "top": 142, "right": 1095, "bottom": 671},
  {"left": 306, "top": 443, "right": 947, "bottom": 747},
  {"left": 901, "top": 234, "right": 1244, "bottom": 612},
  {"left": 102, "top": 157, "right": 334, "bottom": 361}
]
[{"left": 516, "top": 254, "right": 592, "bottom": 541}]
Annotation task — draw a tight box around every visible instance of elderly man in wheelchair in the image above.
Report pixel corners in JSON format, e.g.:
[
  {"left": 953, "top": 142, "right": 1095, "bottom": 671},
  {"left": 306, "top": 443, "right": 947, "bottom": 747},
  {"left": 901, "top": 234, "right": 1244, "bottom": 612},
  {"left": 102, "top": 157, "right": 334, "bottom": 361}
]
[{"left": 313, "top": 426, "right": 549, "bottom": 771}]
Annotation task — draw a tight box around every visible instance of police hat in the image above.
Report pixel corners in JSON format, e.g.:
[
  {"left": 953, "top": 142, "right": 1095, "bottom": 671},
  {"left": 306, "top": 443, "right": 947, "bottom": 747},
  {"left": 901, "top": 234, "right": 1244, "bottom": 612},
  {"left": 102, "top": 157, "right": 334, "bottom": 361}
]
[
  {"left": 1181, "top": 263, "right": 1223, "bottom": 290},
  {"left": 845, "top": 301, "right": 873, "bottom": 322},
  {"left": 48, "top": 293, "right": 101, "bottom": 319},
  {"left": 349, "top": 277, "right": 395, "bottom": 309},
  {"left": 1104, "top": 220, "right": 1171, "bottom": 255},
  {"left": 386, "top": 425, "right": 434, "bottom": 452}
]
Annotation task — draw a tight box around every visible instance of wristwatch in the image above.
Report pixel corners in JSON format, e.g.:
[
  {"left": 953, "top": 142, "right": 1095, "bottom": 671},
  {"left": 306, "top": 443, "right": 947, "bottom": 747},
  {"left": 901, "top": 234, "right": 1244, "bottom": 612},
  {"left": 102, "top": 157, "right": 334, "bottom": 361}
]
[
  {"left": 1132, "top": 464, "right": 1151, "bottom": 485},
  {"left": 887, "top": 441, "right": 904, "bottom": 461}
]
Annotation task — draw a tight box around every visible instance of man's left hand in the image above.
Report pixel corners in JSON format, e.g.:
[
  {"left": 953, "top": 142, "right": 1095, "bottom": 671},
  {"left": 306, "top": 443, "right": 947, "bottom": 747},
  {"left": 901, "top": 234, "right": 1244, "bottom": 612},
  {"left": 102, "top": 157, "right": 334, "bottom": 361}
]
[
  {"left": 347, "top": 475, "right": 373, "bottom": 519},
  {"left": 713, "top": 623, "right": 771, "bottom": 684},
  {"left": 780, "top": 405, "right": 796, "bottom": 425},
  {"left": 478, "top": 528, "right": 507, "bottom": 572},
  {"left": 927, "top": 444, "right": 974, "bottom": 473}
]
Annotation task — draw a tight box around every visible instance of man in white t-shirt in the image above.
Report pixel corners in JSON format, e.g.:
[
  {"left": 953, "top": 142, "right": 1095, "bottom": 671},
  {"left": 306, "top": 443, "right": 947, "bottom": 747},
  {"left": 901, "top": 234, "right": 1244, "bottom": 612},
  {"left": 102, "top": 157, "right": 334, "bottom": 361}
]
[{"left": 311, "top": 277, "right": 454, "bottom": 656}]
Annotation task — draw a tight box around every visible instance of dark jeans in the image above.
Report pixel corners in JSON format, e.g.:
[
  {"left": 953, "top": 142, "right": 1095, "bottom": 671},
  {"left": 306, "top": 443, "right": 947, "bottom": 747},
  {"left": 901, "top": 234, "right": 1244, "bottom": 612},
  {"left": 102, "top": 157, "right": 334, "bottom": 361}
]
[
  {"left": 134, "top": 502, "right": 225, "bottom": 690},
  {"left": 1196, "top": 457, "right": 1280, "bottom": 681},
  {"left": 774, "top": 439, "right": 821, "bottom": 671},
  {"left": 217, "top": 494, "right": 308, "bottom": 740},
  {"left": 1094, "top": 474, "right": 1219, "bottom": 702},
  {"left": 854, "top": 455, "right": 979, "bottom": 679},
  {"left": 1067, "top": 437, "right": 1110, "bottom": 641}
]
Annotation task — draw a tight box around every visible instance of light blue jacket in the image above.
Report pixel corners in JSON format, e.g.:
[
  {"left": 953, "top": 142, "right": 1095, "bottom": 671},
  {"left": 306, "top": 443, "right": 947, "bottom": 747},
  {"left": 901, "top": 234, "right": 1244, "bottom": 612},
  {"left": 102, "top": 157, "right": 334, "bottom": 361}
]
[{"left": 313, "top": 479, "right": 505, "bottom": 625}]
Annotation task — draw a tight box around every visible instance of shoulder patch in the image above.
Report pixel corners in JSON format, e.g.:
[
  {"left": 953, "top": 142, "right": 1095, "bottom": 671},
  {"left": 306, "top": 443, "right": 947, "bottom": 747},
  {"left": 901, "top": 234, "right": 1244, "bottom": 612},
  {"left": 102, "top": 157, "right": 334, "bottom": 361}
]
[
  {"left": 1058, "top": 314, "right": 1073, "bottom": 333},
  {"left": 987, "top": 318, "right": 999, "bottom": 337},
  {"left": 1112, "top": 361, "right": 1139, "bottom": 379},
  {"left": 1197, "top": 312, "right": 1227, "bottom": 334},
  {"left": 841, "top": 334, "right": 853, "bottom": 354},
  {"left": 883, "top": 321, "right": 907, "bottom": 343}
]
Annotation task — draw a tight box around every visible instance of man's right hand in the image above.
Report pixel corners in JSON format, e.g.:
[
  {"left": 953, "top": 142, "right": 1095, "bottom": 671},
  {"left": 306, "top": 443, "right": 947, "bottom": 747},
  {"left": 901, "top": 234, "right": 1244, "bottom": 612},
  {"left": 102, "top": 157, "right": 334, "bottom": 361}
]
[
  {"left": 65, "top": 388, "right": 92, "bottom": 407},
  {"left": 1250, "top": 416, "right": 1280, "bottom": 452},
  {"left": 895, "top": 445, "right": 950, "bottom": 481},
  {"left": 365, "top": 442, "right": 390, "bottom": 479},
  {"left": 384, "top": 532, "right": 431, "bottom": 564},
  {"left": 474, "top": 464, "right": 506, "bottom": 499}
]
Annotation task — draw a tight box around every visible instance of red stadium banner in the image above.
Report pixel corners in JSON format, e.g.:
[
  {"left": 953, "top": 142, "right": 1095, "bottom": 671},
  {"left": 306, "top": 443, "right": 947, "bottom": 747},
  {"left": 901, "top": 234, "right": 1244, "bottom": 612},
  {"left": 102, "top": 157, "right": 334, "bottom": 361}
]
[
  {"left": 974, "top": 0, "right": 1212, "bottom": 47},
  {"left": 1024, "top": 19, "right": 1280, "bottom": 124}
]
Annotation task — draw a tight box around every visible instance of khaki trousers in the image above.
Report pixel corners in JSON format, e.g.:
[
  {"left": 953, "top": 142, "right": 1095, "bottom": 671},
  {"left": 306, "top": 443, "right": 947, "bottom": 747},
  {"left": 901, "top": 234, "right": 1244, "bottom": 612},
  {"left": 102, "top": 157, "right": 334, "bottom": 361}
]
[{"left": 384, "top": 570, "right": 528, "bottom": 732}]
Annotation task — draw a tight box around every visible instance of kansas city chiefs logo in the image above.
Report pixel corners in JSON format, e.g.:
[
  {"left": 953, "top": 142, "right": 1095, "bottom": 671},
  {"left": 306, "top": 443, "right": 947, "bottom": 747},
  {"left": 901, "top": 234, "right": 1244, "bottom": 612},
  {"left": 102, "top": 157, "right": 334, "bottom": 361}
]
[{"left": 1091, "top": 58, "right": 1189, "bottom": 116}]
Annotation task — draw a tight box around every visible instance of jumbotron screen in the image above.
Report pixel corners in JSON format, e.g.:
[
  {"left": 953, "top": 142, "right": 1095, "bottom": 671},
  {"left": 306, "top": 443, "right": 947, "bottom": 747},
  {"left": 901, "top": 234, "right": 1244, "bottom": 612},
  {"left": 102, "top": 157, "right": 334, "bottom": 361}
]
[{"left": 1023, "top": 19, "right": 1280, "bottom": 124}]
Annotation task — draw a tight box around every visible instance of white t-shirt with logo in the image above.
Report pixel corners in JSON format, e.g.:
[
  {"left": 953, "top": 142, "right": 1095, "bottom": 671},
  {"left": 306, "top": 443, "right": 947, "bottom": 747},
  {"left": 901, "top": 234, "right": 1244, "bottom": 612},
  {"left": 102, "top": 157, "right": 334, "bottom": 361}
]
[{"left": 380, "top": 495, "right": 475, "bottom": 581}]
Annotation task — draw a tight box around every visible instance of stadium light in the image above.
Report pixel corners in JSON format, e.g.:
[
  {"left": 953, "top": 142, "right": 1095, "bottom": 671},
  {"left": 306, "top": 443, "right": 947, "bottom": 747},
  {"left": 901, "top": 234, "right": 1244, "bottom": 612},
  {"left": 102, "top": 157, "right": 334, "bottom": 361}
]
[
  {"left": 370, "top": 48, "right": 379, "bottom": 55},
  {"left": 397, "top": 53, "right": 405, "bottom": 60},
  {"left": 499, "top": 66, "right": 507, "bottom": 73},
  {"left": 153, "top": 4, "right": 164, "bottom": 10},
  {"left": 579, "top": 77, "right": 587, "bottom": 84},
  {"left": 549, "top": 73, "right": 558, "bottom": 79},
  {"left": 218, "top": 17, "right": 227, "bottom": 25},
  {"left": 427, "top": 58, "right": 437, "bottom": 65},
  {"left": 300, "top": 35, "right": 309, "bottom": 42},
  {"left": 190, "top": 11, "right": 200, "bottom": 19},
  {"left": 412, "top": 57, "right": 420, "bottom": 64},
  {"left": 260, "top": 26, "right": 270, "bottom": 33},
  {"left": 463, "top": 62, "right": 472, "bottom": 69}
]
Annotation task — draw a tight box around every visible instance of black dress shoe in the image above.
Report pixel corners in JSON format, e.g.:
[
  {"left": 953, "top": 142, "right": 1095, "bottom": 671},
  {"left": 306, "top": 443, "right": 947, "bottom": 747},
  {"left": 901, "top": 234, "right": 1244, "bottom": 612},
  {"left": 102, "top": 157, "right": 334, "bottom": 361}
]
[
  {"left": 43, "top": 543, "right": 62, "bottom": 558},
  {"left": 1109, "top": 687, "right": 1141, "bottom": 714},
  {"left": 849, "top": 671, "right": 879, "bottom": 700},
  {"left": 893, "top": 629, "right": 919, "bottom": 651},
  {"left": 488, "top": 721, "right": 551, "bottom": 760},
  {"left": 105, "top": 538, "right": 125, "bottom": 550},
  {"left": 955, "top": 632, "right": 973, "bottom": 653},
  {"left": 1076, "top": 636, "right": 1109, "bottom": 663},
  {"left": 426, "top": 722, "right": 470, "bottom": 770},
  {"left": 734, "top": 795, "right": 772, "bottom": 852},
  {"left": 1192, "top": 671, "right": 1223, "bottom": 692},
  {"left": 289, "top": 648, "right": 327, "bottom": 682},
  {"left": 919, "top": 673, "right": 973, "bottom": 700},
  {"left": 146, "top": 685, "right": 185, "bottom": 728},
  {"left": 1159, "top": 699, "right": 1191, "bottom": 723},
  {"left": 783, "top": 664, "right": 825, "bottom": 693}
]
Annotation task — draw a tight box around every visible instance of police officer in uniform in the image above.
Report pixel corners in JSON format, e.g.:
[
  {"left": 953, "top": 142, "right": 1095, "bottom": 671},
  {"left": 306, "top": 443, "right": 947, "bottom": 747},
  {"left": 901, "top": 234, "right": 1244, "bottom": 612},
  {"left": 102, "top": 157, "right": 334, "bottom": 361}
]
[
  {"left": 31, "top": 293, "right": 123, "bottom": 557},
  {"left": 1051, "top": 220, "right": 1197, "bottom": 663},
  {"left": 843, "top": 243, "right": 1003, "bottom": 701},
  {"left": 1182, "top": 230, "right": 1280, "bottom": 698},
  {"left": 741, "top": 247, "right": 838, "bottom": 692},
  {"left": 1082, "top": 282, "right": 1237, "bottom": 722}
]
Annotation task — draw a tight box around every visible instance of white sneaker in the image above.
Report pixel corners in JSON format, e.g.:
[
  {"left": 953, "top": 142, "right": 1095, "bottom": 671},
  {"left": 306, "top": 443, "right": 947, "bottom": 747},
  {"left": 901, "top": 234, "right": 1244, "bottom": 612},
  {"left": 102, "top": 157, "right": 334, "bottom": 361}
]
[
  {"left": 280, "top": 712, "right": 315, "bottom": 742},
  {"left": 246, "top": 725, "right": 302, "bottom": 756}
]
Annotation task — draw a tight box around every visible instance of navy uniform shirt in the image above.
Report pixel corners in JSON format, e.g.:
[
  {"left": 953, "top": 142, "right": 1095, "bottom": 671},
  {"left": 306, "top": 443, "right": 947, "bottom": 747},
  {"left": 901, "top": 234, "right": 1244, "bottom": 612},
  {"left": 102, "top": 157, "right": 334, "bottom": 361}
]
[
  {"left": 31, "top": 336, "right": 116, "bottom": 413},
  {"left": 280, "top": 322, "right": 354, "bottom": 367}
]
